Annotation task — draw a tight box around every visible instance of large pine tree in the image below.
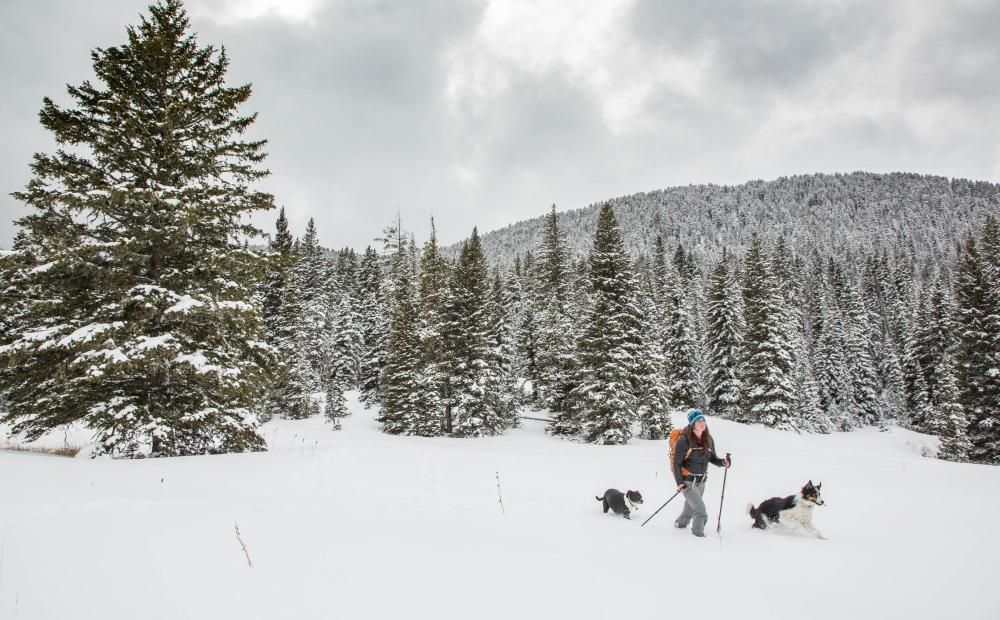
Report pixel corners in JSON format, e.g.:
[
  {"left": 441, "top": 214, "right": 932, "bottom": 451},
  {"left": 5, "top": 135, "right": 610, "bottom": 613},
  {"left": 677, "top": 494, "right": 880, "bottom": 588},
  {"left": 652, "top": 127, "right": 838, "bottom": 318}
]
[
  {"left": 261, "top": 207, "right": 294, "bottom": 344},
  {"left": 573, "top": 205, "right": 641, "bottom": 444},
  {"left": 0, "top": 0, "right": 274, "bottom": 457},
  {"left": 740, "top": 234, "right": 797, "bottom": 430},
  {"left": 442, "top": 229, "right": 513, "bottom": 437},
  {"left": 971, "top": 216, "right": 1000, "bottom": 462},
  {"left": 356, "top": 247, "right": 386, "bottom": 407},
  {"left": 533, "top": 205, "right": 577, "bottom": 424},
  {"left": 706, "top": 251, "right": 743, "bottom": 421},
  {"left": 378, "top": 241, "right": 423, "bottom": 435}
]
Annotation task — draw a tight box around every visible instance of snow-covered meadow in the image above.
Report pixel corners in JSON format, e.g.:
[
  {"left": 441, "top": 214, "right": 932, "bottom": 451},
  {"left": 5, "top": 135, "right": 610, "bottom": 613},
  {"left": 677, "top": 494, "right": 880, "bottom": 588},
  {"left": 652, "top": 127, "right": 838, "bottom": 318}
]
[{"left": 1, "top": 393, "right": 997, "bottom": 620}]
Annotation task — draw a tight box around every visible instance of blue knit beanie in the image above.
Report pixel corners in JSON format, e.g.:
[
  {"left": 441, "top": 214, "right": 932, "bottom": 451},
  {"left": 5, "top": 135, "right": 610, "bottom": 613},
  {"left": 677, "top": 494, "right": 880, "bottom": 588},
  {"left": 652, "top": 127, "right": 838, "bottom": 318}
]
[{"left": 687, "top": 409, "right": 705, "bottom": 425}]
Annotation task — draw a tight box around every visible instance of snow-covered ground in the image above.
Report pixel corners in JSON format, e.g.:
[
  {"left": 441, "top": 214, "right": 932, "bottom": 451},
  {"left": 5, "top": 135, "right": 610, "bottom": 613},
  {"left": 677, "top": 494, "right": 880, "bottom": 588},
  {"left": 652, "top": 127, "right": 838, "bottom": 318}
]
[{"left": 1, "top": 394, "right": 997, "bottom": 620}]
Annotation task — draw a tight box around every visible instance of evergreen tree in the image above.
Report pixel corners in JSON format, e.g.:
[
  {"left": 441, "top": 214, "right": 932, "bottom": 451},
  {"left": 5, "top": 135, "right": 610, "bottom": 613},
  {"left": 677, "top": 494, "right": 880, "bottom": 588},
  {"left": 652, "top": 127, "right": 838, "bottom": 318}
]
[
  {"left": 294, "top": 219, "right": 331, "bottom": 387},
  {"left": 533, "top": 205, "right": 577, "bottom": 421},
  {"left": 843, "top": 282, "right": 883, "bottom": 426},
  {"left": 573, "top": 205, "right": 641, "bottom": 444},
  {"left": 414, "top": 219, "right": 450, "bottom": 436},
  {"left": 936, "top": 353, "right": 972, "bottom": 462},
  {"left": 901, "top": 299, "right": 934, "bottom": 433},
  {"left": 266, "top": 247, "right": 320, "bottom": 421},
  {"left": 813, "top": 290, "right": 852, "bottom": 431},
  {"left": 706, "top": 252, "right": 743, "bottom": 421},
  {"left": 378, "top": 241, "right": 422, "bottom": 434},
  {"left": 660, "top": 244, "right": 699, "bottom": 409},
  {"left": 972, "top": 215, "right": 1000, "bottom": 462},
  {"left": 262, "top": 207, "right": 293, "bottom": 344},
  {"left": 486, "top": 271, "right": 521, "bottom": 429},
  {"left": 740, "top": 234, "right": 797, "bottom": 429},
  {"left": 515, "top": 252, "right": 540, "bottom": 403},
  {"left": 356, "top": 247, "right": 386, "bottom": 407},
  {"left": 0, "top": 0, "right": 274, "bottom": 456},
  {"left": 442, "top": 229, "right": 511, "bottom": 437}
]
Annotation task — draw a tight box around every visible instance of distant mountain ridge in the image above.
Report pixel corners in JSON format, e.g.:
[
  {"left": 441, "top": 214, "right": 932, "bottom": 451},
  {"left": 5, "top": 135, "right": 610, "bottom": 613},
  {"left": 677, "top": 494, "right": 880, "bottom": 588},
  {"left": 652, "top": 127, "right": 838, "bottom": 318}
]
[{"left": 448, "top": 172, "right": 1000, "bottom": 274}]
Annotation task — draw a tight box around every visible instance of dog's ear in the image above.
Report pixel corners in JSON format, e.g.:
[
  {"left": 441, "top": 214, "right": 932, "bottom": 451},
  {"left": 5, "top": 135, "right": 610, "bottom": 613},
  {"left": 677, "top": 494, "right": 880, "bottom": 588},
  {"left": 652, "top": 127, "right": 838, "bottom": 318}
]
[
  {"left": 807, "top": 479, "right": 814, "bottom": 488},
  {"left": 817, "top": 482, "right": 822, "bottom": 490}
]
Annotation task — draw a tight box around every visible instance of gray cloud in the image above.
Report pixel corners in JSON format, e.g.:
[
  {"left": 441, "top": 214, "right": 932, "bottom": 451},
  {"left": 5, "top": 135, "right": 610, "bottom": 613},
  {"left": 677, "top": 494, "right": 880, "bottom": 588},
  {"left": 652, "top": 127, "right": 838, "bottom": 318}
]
[{"left": 2, "top": 0, "right": 999, "bottom": 253}]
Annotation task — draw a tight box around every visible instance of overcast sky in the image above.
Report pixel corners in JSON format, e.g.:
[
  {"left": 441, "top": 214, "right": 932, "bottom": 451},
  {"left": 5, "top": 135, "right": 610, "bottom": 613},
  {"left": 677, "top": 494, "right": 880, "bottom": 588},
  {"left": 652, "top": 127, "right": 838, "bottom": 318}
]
[{"left": 2, "top": 0, "right": 999, "bottom": 251}]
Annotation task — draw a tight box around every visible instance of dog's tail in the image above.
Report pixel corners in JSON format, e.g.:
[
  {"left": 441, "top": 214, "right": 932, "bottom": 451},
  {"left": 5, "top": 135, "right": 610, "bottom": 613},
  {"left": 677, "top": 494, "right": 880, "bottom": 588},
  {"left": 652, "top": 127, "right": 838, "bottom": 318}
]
[{"left": 596, "top": 495, "right": 604, "bottom": 501}]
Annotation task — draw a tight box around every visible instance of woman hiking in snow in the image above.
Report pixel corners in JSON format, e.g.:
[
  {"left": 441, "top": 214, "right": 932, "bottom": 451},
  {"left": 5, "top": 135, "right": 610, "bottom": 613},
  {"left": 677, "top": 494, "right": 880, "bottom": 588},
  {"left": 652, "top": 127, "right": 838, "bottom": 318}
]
[{"left": 672, "top": 410, "right": 730, "bottom": 537}]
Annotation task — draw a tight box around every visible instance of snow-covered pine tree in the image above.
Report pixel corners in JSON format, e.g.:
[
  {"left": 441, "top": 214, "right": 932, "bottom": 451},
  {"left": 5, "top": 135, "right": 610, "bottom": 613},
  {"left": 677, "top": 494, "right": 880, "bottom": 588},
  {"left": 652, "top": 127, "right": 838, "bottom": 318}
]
[
  {"left": 706, "top": 251, "right": 744, "bottom": 421},
  {"left": 573, "top": 205, "right": 640, "bottom": 445},
  {"left": 294, "top": 219, "right": 332, "bottom": 388},
  {"left": 662, "top": 244, "right": 700, "bottom": 410},
  {"left": 635, "top": 274, "right": 671, "bottom": 440},
  {"left": 813, "top": 290, "right": 852, "bottom": 431},
  {"left": 843, "top": 282, "right": 883, "bottom": 426},
  {"left": 442, "top": 229, "right": 509, "bottom": 437},
  {"left": 901, "top": 295, "right": 935, "bottom": 433},
  {"left": 910, "top": 278, "right": 957, "bottom": 433},
  {"left": 378, "top": 240, "right": 422, "bottom": 435},
  {"left": 262, "top": 207, "right": 294, "bottom": 344},
  {"left": 972, "top": 215, "right": 1000, "bottom": 462},
  {"left": 266, "top": 246, "right": 321, "bottom": 421},
  {"left": 0, "top": 0, "right": 274, "bottom": 457},
  {"left": 533, "top": 205, "right": 578, "bottom": 426},
  {"left": 936, "top": 353, "right": 972, "bottom": 462},
  {"left": 413, "top": 219, "right": 450, "bottom": 437},
  {"left": 325, "top": 249, "right": 361, "bottom": 394},
  {"left": 356, "top": 247, "right": 386, "bottom": 407},
  {"left": 740, "top": 233, "right": 797, "bottom": 430},
  {"left": 954, "top": 233, "right": 989, "bottom": 446},
  {"left": 515, "top": 252, "right": 540, "bottom": 403},
  {"left": 486, "top": 270, "right": 521, "bottom": 429}
]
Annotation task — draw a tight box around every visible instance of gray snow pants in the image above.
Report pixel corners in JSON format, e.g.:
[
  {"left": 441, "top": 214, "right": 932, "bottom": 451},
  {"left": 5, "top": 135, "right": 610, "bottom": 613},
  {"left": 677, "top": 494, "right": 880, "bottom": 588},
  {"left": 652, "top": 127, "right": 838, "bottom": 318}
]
[{"left": 675, "top": 479, "right": 708, "bottom": 536}]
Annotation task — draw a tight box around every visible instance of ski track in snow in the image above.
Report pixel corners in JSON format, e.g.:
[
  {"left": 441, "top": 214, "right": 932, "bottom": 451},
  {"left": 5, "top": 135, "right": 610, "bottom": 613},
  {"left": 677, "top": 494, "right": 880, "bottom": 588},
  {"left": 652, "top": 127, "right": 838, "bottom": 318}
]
[{"left": 0, "top": 393, "right": 997, "bottom": 620}]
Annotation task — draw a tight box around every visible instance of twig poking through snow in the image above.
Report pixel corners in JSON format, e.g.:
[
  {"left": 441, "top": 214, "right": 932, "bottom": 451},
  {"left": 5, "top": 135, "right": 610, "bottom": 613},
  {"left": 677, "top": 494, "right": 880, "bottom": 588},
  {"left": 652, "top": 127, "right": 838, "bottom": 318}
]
[
  {"left": 234, "top": 521, "right": 253, "bottom": 567},
  {"left": 496, "top": 471, "right": 506, "bottom": 516}
]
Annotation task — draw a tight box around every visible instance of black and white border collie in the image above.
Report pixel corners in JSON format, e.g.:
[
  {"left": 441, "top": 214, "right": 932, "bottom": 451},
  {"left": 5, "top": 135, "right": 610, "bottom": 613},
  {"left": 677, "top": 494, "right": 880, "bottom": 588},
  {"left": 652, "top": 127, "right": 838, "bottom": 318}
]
[
  {"left": 747, "top": 481, "right": 826, "bottom": 539},
  {"left": 596, "top": 489, "right": 643, "bottom": 519}
]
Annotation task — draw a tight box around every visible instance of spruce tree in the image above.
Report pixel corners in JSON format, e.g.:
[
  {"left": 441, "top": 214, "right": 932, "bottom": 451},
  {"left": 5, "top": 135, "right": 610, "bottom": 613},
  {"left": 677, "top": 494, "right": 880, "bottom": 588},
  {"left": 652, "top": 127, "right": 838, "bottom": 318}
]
[
  {"left": 573, "top": 205, "right": 640, "bottom": 444},
  {"left": 262, "top": 207, "right": 294, "bottom": 344},
  {"left": 442, "top": 229, "right": 511, "bottom": 437},
  {"left": 412, "top": 220, "right": 450, "bottom": 436},
  {"left": 706, "top": 252, "right": 744, "bottom": 421},
  {"left": 515, "top": 252, "right": 541, "bottom": 403},
  {"left": 266, "top": 247, "right": 320, "bottom": 421},
  {"left": 936, "top": 353, "right": 971, "bottom": 462},
  {"left": 487, "top": 271, "right": 521, "bottom": 429},
  {"left": 378, "top": 241, "right": 422, "bottom": 435},
  {"left": 0, "top": 0, "right": 274, "bottom": 456},
  {"left": 356, "top": 247, "right": 386, "bottom": 407},
  {"left": 533, "top": 205, "right": 577, "bottom": 422},
  {"left": 740, "top": 234, "right": 796, "bottom": 429},
  {"left": 843, "top": 283, "right": 883, "bottom": 426},
  {"left": 953, "top": 234, "right": 987, "bottom": 430},
  {"left": 973, "top": 216, "right": 1000, "bottom": 462},
  {"left": 662, "top": 248, "right": 700, "bottom": 409}
]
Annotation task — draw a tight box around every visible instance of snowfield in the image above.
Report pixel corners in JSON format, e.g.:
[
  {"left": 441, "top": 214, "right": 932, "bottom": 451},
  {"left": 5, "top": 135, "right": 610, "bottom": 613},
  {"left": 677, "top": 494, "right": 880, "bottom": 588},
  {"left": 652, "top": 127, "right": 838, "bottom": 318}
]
[{"left": 1, "top": 393, "right": 997, "bottom": 620}]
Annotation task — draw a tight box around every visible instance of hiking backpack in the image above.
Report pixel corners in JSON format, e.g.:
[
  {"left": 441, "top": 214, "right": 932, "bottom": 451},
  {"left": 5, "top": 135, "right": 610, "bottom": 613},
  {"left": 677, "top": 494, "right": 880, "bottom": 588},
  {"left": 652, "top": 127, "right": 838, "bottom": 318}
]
[{"left": 668, "top": 426, "right": 693, "bottom": 477}]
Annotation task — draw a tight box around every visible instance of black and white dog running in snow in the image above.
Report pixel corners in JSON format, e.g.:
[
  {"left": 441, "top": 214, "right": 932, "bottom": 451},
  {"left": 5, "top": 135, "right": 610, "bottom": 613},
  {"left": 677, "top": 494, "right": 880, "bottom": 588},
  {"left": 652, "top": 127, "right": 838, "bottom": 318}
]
[
  {"left": 596, "top": 489, "right": 643, "bottom": 519},
  {"left": 747, "top": 481, "right": 826, "bottom": 539}
]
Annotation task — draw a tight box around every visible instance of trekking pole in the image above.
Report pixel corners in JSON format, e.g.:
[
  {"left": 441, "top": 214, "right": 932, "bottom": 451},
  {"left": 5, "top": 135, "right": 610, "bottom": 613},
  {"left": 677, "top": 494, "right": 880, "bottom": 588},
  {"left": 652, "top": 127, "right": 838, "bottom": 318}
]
[
  {"left": 716, "top": 452, "right": 731, "bottom": 534},
  {"left": 640, "top": 490, "right": 681, "bottom": 527}
]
